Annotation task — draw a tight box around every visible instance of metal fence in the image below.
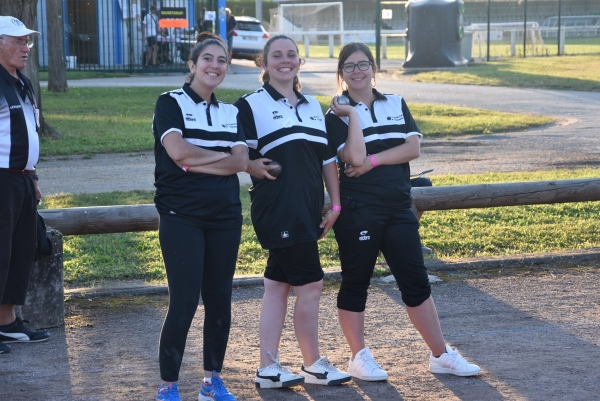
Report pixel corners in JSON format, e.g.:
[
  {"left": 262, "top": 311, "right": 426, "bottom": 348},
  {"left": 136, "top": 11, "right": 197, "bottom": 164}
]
[
  {"left": 36, "top": 0, "right": 204, "bottom": 73},
  {"left": 34, "top": 0, "right": 600, "bottom": 72}
]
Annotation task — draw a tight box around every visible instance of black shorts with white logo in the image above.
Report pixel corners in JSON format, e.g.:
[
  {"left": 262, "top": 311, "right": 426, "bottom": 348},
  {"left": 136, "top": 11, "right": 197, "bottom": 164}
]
[
  {"left": 264, "top": 241, "right": 324, "bottom": 286},
  {"left": 333, "top": 199, "right": 431, "bottom": 311}
]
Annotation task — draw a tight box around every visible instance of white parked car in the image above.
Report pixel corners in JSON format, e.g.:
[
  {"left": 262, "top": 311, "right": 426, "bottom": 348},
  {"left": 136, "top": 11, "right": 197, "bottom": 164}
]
[{"left": 231, "top": 16, "right": 270, "bottom": 59}]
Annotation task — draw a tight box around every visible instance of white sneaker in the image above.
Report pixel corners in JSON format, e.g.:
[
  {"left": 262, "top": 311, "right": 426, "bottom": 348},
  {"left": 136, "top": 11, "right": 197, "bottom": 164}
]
[
  {"left": 429, "top": 345, "right": 481, "bottom": 376},
  {"left": 255, "top": 351, "right": 304, "bottom": 389},
  {"left": 348, "top": 348, "right": 388, "bottom": 381},
  {"left": 300, "top": 357, "right": 352, "bottom": 386}
]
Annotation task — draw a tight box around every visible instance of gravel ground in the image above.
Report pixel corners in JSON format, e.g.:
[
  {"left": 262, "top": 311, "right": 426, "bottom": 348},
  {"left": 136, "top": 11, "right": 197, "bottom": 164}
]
[
  {"left": 40, "top": 59, "right": 600, "bottom": 196},
  {"left": 2, "top": 264, "right": 599, "bottom": 400}
]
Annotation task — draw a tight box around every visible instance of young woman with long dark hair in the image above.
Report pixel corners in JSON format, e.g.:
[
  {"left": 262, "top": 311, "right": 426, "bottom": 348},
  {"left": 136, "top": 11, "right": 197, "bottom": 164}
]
[{"left": 152, "top": 32, "right": 247, "bottom": 401}]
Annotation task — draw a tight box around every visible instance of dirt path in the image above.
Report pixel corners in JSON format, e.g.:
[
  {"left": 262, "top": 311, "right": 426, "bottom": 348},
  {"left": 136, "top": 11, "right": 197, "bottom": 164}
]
[{"left": 2, "top": 264, "right": 598, "bottom": 400}]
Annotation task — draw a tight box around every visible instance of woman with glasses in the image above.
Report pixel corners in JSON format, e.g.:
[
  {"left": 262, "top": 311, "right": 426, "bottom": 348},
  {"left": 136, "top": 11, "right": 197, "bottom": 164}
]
[
  {"left": 234, "top": 35, "right": 351, "bottom": 389},
  {"left": 325, "top": 42, "right": 481, "bottom": 381}
]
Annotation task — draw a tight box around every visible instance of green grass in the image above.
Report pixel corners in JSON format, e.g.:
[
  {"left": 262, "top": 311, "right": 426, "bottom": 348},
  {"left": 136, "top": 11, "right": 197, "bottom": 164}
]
[
  {"left": 38, "top": 71, "right": 131, "bottom": 81},
  {"left": 41, "top": 87, "right": 551, "bottom": 156},
  {"left": 401, "top": 55, "right": 600, "bottom": 91},
  {"left": 468, "top": 36, "right": 600, "bottom": 59},
  {"left": 298, "top": 37, "right": 600, "bottom": 60},
  {"left": 298, "top": 41, "right": 407, "bottom": 60},
  {"left": 43, "top": 169, "right": 600, "bottom": 286}
]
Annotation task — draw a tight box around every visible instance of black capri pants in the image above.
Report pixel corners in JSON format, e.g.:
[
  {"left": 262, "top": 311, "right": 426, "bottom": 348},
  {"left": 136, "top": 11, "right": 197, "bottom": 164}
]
[
  {"left": 158, "top": 215, "right": 241, "bottom": 382},
  {"left": 333, "top": 200, "right": 431, "bottom": 312}
]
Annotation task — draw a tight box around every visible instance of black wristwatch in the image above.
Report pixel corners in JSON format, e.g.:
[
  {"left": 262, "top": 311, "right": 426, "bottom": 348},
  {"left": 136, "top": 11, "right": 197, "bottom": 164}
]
[{"left": 31, "top": 174, "right": 39, "bottom": 181}]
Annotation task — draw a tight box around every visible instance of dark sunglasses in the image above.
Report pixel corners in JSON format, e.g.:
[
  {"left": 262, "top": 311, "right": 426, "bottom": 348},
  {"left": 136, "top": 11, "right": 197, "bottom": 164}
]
[{"left": 341, "top": 60, "right": 373, "bottom": 73}]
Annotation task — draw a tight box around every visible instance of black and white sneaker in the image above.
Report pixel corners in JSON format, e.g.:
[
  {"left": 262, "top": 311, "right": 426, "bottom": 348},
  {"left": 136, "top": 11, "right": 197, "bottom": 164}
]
[
  {"left": 0, "top": 342, "right": 10, "bottom": 354},
  {"left": 255, "top": 351, "right": 304, "bottom": 389},
  {"left": 299, "top": 357, "right": 352, "bottom": 386},
  {"left": 0, "top": 318, "right": 50, "bottom": 343}
]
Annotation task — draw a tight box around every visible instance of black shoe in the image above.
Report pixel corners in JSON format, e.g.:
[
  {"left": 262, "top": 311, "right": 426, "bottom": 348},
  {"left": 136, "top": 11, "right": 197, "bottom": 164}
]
[
  {"left": 0, "top": 342, "right": 10, "bottom": 354},
  {"left": 0, "top": 318, "right": 50, "bottom": 343}
]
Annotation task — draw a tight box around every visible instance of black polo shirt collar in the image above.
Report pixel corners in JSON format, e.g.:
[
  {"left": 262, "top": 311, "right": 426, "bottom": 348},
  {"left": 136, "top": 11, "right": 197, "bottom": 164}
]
[
  {"left": 341, "top": 88, "right": 387, "bottom": 107},
  {"left": 182, "top": 82, "right": 219, "bottom": 107},
  {"left": 0, "top": 64, "right": 18, "bottom": 85},
  {"left": 262, "top": 82, "right": 308, "bottom": 106},
  {"left": 0, "top": 64, "right": 32, "bottom": 103}
]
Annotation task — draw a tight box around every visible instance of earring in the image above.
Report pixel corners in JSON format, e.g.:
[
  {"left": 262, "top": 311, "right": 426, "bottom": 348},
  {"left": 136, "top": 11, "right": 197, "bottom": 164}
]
[
  {"left": 341, "top": 79, "right": 348, "bottom": 91},
  {"left": 371, "top": 78, "right": 376, "bottom": 88}
]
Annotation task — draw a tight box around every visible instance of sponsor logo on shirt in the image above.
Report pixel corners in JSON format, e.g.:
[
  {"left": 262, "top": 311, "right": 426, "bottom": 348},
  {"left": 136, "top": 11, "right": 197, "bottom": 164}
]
[
  {"left": 281, "top": 231, "right": 289, "bottom": 238},
  {"left": 387, "top": 115, "right": 404, "bottom": 122},
  {"left": 221, "top": 123, "right": 237, "bottom": 128},
  {"left": 309, "top": 116, "right": 323, "bottom": 121},
  {"left": 9, "top": 105, "right": 22, "bottom": 110},
  {"left": 185, "top": 113, "right": 196, "bottom": 122},
  {"left": 272, "top": 111, "right": 283, "bottom": 120},
  {"left": 359, "top": 230, "right": 370, "bottom": 241}
]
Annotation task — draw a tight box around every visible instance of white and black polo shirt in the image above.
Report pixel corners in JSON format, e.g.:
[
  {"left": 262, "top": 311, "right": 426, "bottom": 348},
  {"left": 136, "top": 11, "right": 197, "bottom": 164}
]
[
  {"left": 153, "top": 83, "right": 247, "bottom": 228},
  {"left": 0, "top": 65, "right": 39, "bottom": 170},
  {"left": 235, "top": 83, "right": 336, "bottom": 249},
  {"left": 325, "top": 89, "right": 422, "bottom": 209}
]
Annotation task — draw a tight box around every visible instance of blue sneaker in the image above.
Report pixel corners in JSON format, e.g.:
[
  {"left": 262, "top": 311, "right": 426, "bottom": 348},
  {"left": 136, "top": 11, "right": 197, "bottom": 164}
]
[
  {"left": 199, "top": 371, "right": 237, "bottom": 401},
  {"left": 156, "top": 382, "right": 181, "bottom": 401}
]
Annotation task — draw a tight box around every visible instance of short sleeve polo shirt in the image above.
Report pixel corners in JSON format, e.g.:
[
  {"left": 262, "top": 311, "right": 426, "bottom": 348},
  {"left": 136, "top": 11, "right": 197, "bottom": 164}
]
[
  {"left": 0, "top": 66, "right": 39, "bottom": 170},
  {"left": 235, "top": 83, "right": 336, "bottom": 249},
  {"left": 153, "top": 83, "right": 247, "bottom": 228},
  {"left": 325, "top": 89, "right": 422, "bottom": 209}
]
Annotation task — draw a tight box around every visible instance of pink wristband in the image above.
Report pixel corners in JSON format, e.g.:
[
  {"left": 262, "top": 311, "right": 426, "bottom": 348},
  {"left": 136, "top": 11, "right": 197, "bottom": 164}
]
[
  {"left": 330, "top": 205, "right": 342, "bottom": 212},
  {"left": 369, "top": 154, "right": 378, "bottom": 168},
  {"left": 182, "top": 165, "right": 189, "bottom": 172}
]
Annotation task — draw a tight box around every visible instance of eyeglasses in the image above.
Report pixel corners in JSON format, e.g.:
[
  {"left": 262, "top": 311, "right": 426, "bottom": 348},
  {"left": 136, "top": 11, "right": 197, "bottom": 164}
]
[
  {"left": 341, "top": 60, "right": 373, "bottom": 73},
  {"left": 1, "top": 38, "right": 34, "bottom": 49}
]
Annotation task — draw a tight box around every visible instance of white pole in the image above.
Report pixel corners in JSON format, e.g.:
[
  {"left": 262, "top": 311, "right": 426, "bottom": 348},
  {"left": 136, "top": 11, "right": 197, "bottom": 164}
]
[
  {"left": 304, "top": 34, "right": 310, "bottom": 58},
  {"left": 256, "top": 0, "right": 262, "bottom": 22},
  {"left": 329, "top": 33, "right": 334, "bottom": 58}
]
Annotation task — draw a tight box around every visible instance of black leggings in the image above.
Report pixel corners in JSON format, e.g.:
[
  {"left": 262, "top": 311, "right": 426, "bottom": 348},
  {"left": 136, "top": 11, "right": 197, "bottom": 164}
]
[{"left": 158, "top": 216, "right": 241, "bottom": 382}]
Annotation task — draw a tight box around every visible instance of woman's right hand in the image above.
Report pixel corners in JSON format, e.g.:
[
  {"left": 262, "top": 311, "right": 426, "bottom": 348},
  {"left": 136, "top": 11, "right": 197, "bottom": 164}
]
[
  {"left": 246, "top": 158, "right": 279, "bottom": 180},
  {"left": 330, "top": 96, "right": 356, "bottom": 118}
]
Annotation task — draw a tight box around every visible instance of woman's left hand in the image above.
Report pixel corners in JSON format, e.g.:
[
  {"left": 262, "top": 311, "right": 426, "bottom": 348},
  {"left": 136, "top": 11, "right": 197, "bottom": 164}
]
[
  {"left": 330, "top": 96, "right": 356, "bottom": 118},
  {"left": 344, "top": 156, "right": 374, "bottom": 178},
  {"left": 319, "top": 210, "right": 340, "bottom": 239}
]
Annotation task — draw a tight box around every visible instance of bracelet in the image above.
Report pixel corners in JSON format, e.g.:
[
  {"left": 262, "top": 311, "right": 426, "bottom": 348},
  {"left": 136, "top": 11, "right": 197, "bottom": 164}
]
[
  {"left": 182, "top": 166, "right": 189, "bottom": 172},
  {"left": 369, "top": 154, "right": 378, "bottom": 168},
  {"left": 330, "top": 205, "right": 342, "bottom": 212}
]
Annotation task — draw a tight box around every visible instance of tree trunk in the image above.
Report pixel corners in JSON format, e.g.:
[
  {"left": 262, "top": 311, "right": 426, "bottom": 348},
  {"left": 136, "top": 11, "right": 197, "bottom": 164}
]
[
  {"left": 47, "top": 0, "right": 68, "bottom": 93},
  {"left": 0, "top": 0, "right": 62, "bottom": 139}
]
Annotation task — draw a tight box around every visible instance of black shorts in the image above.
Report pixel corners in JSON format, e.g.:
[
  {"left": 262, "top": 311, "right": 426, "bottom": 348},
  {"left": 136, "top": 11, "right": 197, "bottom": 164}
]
[
  {"left": 147, "top": 36, "right": 157, "bottom": 46},
  {"left": 264, "top": 241, "right": 324, "bottom": 286},
  {"left": 334, "top": 200, "right": 431, "bottom": 311}
]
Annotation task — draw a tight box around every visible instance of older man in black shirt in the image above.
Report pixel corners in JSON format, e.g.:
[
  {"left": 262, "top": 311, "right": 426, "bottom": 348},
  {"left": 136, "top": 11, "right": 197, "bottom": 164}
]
[{"left": 0, "top": 16, "right": 50, "bottom": 355}]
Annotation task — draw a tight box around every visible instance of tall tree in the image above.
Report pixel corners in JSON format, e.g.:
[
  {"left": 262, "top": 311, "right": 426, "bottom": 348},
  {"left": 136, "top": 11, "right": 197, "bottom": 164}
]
[
  {"left": 0, "top": 0, "right": 61, "bottom": 138},
  {"left": 47, "top": 0, "right": 68, "bottom": 92}
]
